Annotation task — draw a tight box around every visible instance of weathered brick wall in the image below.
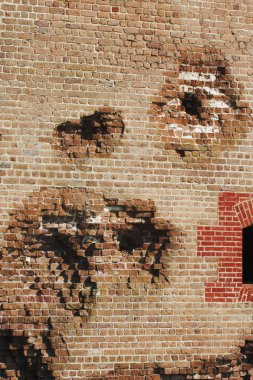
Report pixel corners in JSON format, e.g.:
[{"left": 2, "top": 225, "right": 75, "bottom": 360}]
[{"left": 1, "top": 0, "right": 253, "bottom": 379}]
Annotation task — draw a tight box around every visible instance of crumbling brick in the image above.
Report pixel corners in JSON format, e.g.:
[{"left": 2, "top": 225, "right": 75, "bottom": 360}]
[
  {"left": 0, "top": 188, "right": 177, "bottom": 379},
  {"left": 158, "top": 343, "right": 253, "bottom": 380},
  {"left": 55, "top": 107, "right": 125, "bottom": 159},
  {"left": 0, "top": 331, "right": 55, "bottom": 380},
  {"left": 2, "top": 0, "right": 253, "bottom": 378},
  {"left": 150, "top": 48, "right": 252, "bottom": 157}
]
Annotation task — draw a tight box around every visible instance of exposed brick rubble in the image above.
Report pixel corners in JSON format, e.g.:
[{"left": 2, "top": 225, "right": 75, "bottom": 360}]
[
  {"left": 150, "top": 48, "right": 252, "bottom": 156},
  {"left": 0, "top": 188, "right": 175, "bottom": 379},
  {"left": 104, "top": 197, "right": 174, "bottom": 285},
  {"left": 55, "top": 107, "right": 124, "bottom": 158}
]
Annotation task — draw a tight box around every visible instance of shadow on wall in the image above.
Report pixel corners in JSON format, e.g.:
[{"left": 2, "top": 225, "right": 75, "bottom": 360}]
[{"left": 0, "top": 331, "right": 55, "bottom": 380}]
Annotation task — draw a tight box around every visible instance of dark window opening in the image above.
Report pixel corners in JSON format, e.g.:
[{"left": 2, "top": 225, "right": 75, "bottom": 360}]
[
  {"left": 181, "top": 93, "right": 202, "bottom": 118},
  {"left": 243, "top": 224, "right": 253, "bottom": 284}
]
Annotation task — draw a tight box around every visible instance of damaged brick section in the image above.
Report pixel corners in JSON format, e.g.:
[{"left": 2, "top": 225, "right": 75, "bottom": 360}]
[
  {"left": 104, "top": 198, "right": 175, "bottom": 285},
  {"left": 0, "top": 331, "right": 55, "bottom": 380},
  {"left": 55, "top": 107, "right": 124, "bottom": 159},
  {"left": 0, "top": 188, "right": 103, "bottom": 379},
  {"left": 0, "top": 189, "right": 176, "bottom": 379},
  {"left": 157, "top": 341, "right": 253, "bottom": 380},
  {"left": 82, "top": 341, "right": 253, "bottom": 380},
  {"left": 150, "top": 48, "right": 252, "bottom": 157},
  {"left": 3, "top": 188, "right": 102, "bottom": 321}
]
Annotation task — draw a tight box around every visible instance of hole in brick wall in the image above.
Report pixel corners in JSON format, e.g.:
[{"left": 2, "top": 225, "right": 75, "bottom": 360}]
[
  {"left": 217, "top": 66, "right": 226, "bottom": 75},
  {"left": 150, "top": 47, "right": 252, "bottom": 157},
  {"left": 55, "top": 107, "right": 124, "bottom": 159},
  {"left": 118, "top": 230, "right": 142, "bottom": 252},
  {"left": 242, "top": 225, "right": 253, "bottom": 284},
  {"left": 241, "top": 340, "right": 253, "bottom": 364},
  {"left": 107, "top": 199, "right": 174, "bottom": 282},
  {"left": 228, "top": 99, "right": 237, "bottom": 109},
  {"left": 181, "top": 93, "right": 202, "bottom": 119}
]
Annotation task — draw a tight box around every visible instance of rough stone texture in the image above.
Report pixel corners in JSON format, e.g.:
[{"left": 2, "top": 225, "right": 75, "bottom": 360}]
[{"left": 1, "top": 0, "right": 253, "bottom": 379}]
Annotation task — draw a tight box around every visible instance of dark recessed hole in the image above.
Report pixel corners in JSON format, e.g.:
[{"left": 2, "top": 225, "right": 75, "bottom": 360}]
[
  {"left": 118, "top": 229, "right": 142, "bottom": 252},
  {"left": 161, "top": 375, "right": 188, "bottom": 380},
  {"left": 181, "top": 93, "right": 202, "bottom": 119},
  {"left": 242, "top": 224, "right": 253, "bottom": 284},
  {"left": 0, "top": 332, "right": 55, "bottom": 380},
  {"left": 175, "top": 148, "right": 186, "bottom": 158},
  {"left": 217, "top": 66, "right": 226, "bottom": 75},
  {"left": 217, "top": 358, "right": 231, "bottom": 366},
  {"left": 152, "top": 101, "right": 167, "bottom": 108},
  {"left": 228, "top": 100, "right": 237, "bottom": 109},
  {"left": 241, "top": 340, "right": 253, "bottom": 364}
]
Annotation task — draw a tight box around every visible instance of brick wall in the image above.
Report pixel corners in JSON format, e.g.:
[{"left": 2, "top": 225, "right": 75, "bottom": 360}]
[{"left": 1, "top": 0, "right": 253, "bottom": 379}]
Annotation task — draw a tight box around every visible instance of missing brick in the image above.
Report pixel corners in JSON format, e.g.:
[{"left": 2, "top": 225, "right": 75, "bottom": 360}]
[
  {"left": 217, "top": 66, "right": 226, "bottom": 75},
  {"left": 106, "top": 198, "right": 176, "bottom": 283},
  {"left": 181, "top": 93, "right": 202, "bottom": 119}
]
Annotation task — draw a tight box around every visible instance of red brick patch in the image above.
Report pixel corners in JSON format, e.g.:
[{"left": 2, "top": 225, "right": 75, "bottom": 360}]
[{"left": 197, "top": 192, "right": 253, "bottom": 302}]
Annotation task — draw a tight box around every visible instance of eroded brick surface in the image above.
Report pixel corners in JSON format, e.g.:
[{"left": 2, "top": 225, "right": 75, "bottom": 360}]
[
  {"left": 150, "top": 48, "right": 252, "bottom": 157},
  {"left": 55, "top": 107, "right": 124, "bottom": 159},
  {"left": 0, "top": 188, "right": 176, "bottom": 379}
]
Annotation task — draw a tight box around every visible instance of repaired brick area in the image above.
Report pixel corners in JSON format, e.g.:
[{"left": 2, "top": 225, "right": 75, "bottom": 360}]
[
  {"left": 150, "top": 48, "right": 252, "bottom": 156},
  {"left": 197, "top": 192, "right": 253, "bottom": 302},
  {"left": 0, "top": 188, "right": 176, "bottom": 378},
  {"left": 55, "top": 107, "right": 124, "bottom": 159}
]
